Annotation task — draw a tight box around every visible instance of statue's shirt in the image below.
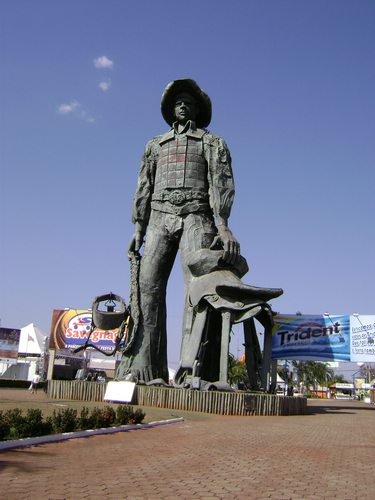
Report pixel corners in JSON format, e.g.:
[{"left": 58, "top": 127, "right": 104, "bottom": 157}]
[{"left": 132, "top": 121, "right": 235, "bottom": 225}]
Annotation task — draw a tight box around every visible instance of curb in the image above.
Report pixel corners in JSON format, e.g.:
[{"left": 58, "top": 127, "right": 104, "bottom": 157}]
[{"left": 0, "top": 417, "right": 184, "bottom": 452}]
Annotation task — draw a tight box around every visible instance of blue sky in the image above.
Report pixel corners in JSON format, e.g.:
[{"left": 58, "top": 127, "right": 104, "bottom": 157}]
[{"left": 1, "top": 1, "right": 374, "bottom": 370}]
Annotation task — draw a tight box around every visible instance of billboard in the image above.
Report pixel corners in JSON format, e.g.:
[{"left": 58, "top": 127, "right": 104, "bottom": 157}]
[
  {"left": 272, "top": 314, "right": 351, "bottom": 361},
  {"left": 350, "top": 315, "right": 375, "bottom": 362},
  {"left": 0, "top": 327, "right": 21, "bottom": 359},
  {"left": 49, "top": 309, "right": 122, "bottom": 354}
]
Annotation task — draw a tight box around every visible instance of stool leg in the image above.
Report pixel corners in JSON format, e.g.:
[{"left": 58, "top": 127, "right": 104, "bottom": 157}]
[
  {"left": 243, "top": 319, "right": 261, "bottom": 391},
  {"left": 174, "top": 308, "right": 208, "bottom": 386},
  {"left": 219, "top": 311, "right": 232, "bottom": 384},
  {"left": 261, "top": 321, "right": 273, "bottom": 391}
]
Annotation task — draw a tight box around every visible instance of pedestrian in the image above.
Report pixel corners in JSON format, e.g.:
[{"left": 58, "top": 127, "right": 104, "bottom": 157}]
[{"left": 31, "top": 373, "right": 41, "bottom": 394}]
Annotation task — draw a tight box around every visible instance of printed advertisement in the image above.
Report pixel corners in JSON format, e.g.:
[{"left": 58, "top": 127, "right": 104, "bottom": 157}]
[
  {"left": 0, "top": 327, "right": 21, "bottom": 359},
  {"left": 272, "top": 314, "right": 351, "bottom": 361},
  {"left": 350, "top": 315, "right": 375, "bottom": 362},
  {"left": 49, "top": 309, "right": 121, "bottom": 353}
]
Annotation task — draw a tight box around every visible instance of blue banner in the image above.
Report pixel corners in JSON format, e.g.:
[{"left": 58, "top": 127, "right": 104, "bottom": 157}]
[{"left": 272, "top": 314, "right": 351, "bottom": 361}]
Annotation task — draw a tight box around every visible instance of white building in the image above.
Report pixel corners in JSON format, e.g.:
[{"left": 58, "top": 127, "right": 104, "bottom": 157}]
[{"left": 0, "top": 323, "right": 49, "bottom": 381}]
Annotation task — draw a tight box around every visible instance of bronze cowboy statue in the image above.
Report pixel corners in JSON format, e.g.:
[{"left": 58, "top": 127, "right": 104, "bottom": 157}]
[{"left": 116, "top": 79, "right": 283, "bottom": 389}]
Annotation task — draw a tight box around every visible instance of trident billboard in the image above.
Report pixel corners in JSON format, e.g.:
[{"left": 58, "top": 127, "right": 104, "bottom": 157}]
[
  {"left": 272, "top": 314, "right": 375, "bottom": 362},
  {"left": 272, "top": 315, "right": 351, "bottom": 361}
]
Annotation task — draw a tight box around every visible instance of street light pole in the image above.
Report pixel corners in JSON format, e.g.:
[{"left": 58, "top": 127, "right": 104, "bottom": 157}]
[{"left": 352, "top": 363, "right": 365, "bottom": 399}]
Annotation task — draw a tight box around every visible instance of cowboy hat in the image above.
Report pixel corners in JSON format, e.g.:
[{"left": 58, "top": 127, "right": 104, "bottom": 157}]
[
  {"left": 188, "top": 270, "right": 283, "bottom": 323},
  {"left": 161, "top": 78, "right": 212, "bottom": 128}
]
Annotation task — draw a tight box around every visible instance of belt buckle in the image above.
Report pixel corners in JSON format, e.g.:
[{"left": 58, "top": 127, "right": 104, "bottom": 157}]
[{"left": 168, "top": 190, "right": 186, "bottom": 205}]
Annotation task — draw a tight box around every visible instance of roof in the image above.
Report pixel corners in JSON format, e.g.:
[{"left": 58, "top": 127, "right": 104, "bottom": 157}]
[{"left": 18, "top": 323, "right": 49, "bottom": 355}]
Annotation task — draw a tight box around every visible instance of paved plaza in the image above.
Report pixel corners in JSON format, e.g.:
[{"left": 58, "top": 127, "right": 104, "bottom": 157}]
[{"left": 0, "top": 393, "right": 374, "bottom": 499}]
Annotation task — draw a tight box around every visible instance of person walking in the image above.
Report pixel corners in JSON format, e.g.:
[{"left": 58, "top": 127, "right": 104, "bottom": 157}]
[{"left": 31, "top": 373, "right": 41, "bottom": 394}]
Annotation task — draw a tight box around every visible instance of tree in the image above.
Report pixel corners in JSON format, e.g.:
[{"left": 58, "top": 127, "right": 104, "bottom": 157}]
[
  {"left": 358, "top": 363, "right": 375, "bottom": 383},
  {"left": 329, "top": 374, "right": 349, "bottom": 385},
  {"left": 292, "top": 361, "right": 334, "bottom": 392},
  {"left": 228, "top": 354, "right": 249, "bottom": 387},
  {"left": 277, "top": 362, "right": 294, "bottom": 386}
]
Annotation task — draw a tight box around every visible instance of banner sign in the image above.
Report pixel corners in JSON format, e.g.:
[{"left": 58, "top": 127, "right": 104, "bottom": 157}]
[
  {"left": 350, "top": 315, "right": 375, "bottom": 362},
  {"left": 0, "top": 327, "right": 21, "bottom": 359},
  {"left": 49, "top": 309, "right": 121, "bottom": 353},
  {"left": 272, "top": 314, "right": 351, "bottom": 361}
]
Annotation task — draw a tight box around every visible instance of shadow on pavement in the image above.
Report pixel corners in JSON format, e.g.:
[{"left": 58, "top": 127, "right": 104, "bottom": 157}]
[{"left": 307, "top": 401, "right": 375, "bottom": 415}]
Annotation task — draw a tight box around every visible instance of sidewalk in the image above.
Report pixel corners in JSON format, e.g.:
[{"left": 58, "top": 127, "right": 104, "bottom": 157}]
[{"left": 0, "top": 394, "right": 374, "bottom": 499}]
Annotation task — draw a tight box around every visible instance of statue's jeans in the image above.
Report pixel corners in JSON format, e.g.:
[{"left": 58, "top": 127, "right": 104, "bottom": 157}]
[{"left": 116, "top": 209, "right": 216, "bottom": 383}]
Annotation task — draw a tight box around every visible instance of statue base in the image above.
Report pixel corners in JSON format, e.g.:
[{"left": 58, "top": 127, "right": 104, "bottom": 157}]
[
  {"left": 47, "top": 380, "right": 307, "bottom": 416},
  {"left": 133, "top": 385, "right": 307, "bottom": 416}
]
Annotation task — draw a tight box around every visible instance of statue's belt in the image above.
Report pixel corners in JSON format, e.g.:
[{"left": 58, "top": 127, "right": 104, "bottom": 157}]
[
  {"left": 152, "top": 189, "right": 208, "bottom": 205},
  {"left": 151, "top": 190, "right": 210, "bottom": 215}
]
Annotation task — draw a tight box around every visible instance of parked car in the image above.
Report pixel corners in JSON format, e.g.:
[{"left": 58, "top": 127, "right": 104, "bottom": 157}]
[{"left": 92, "top": 370, "right": 109, "bottom": 383}]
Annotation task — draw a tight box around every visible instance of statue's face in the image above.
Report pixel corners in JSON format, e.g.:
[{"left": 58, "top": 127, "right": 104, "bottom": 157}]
[{"left": 174, "top": 93, "right": 198, "bottom": 124}]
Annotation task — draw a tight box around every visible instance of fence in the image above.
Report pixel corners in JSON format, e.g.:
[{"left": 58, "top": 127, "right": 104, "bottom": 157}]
[
  {"left": 47, "top": 380, "right": 307, "bottom": 416},
  {"left": 134, "top": 385, "right": 306, "bottom": 416},
  {"left": 47, "top": 379, "right": 106, "bottom": 402}
]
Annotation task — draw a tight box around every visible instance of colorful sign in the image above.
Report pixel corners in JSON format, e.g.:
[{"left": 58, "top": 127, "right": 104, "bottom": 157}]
[
  {"left": 49, "top": 309, "right": 122, "bottom": 353},
  {"left": 350, "top": 315, "right": 375, "bottom": 362},
  {"left": 272, "top": 314, "right": 351, "bottom": 361},
  {"left": 0, "top": 327, "right": 21, "bottom": 359}
]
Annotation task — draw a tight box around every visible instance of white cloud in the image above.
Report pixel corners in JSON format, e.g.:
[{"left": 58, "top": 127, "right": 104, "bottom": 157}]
[
  {"left": 99, "top": 80, "right": 111, "bottom": 92},
  {"left": 80, "top": 110, "right": 95, "bottom": 123},
  {"left": 94, "top": 55, "right": 114, "bottom": 69},
  {"left": 57, "top": 100, "right": 95, "bottom": 123},
  {"left": 57, "top": 100, "right": 80, "bottom": 114}
]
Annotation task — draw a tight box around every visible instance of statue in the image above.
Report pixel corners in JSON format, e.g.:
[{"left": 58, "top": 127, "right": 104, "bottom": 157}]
[
  {"left": 116, "top": 79, "right": 242, "bottom": 383},
  {"left": 116, "top": 78, "right": 282, "bottom": 388}
]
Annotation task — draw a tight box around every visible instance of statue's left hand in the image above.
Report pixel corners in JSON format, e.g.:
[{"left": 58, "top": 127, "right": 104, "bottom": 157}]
[{"left": 211, "top": 225, "right": 240, "bottom": 266}]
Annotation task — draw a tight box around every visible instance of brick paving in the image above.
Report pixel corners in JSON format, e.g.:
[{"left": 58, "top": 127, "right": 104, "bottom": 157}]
[{"left": 0, "top": 396, "right": 374, "bottom": 499}]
